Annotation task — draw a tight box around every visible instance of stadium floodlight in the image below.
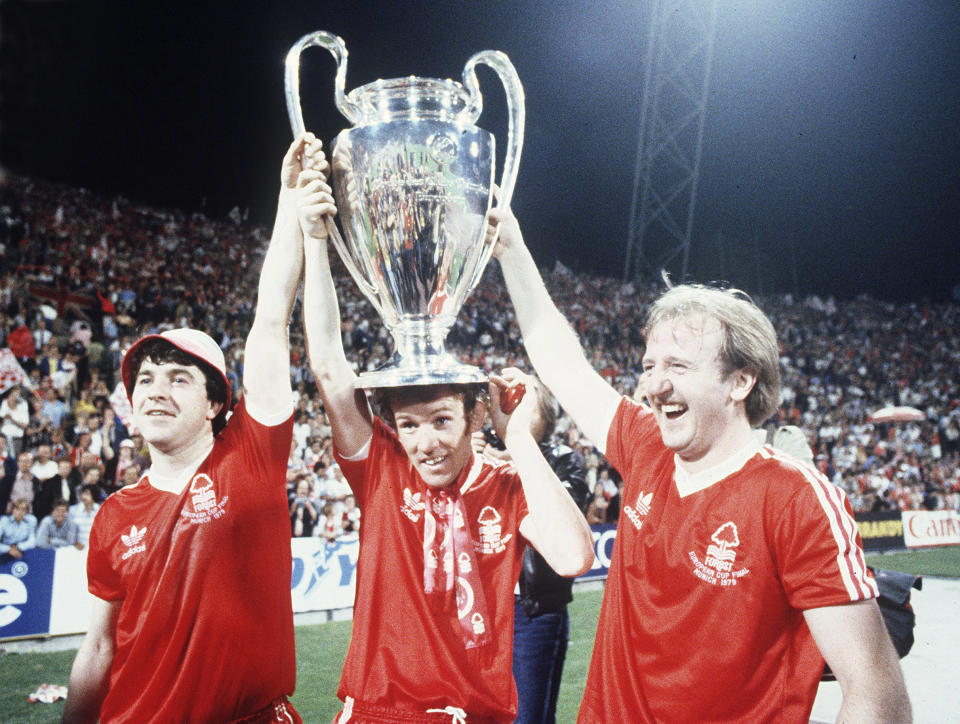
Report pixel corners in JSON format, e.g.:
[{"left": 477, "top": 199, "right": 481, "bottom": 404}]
[{"left": 624, "top": 0, "right": 719, "bottom": 284}]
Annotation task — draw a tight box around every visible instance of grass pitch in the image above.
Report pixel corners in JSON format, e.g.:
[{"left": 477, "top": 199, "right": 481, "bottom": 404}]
[
  {"left": 0, "top": 592, "right": 605, "bottom": 723},
  {"left": 866, "top": 545, "right": 960, "bottom": 577},
  {"left": 1, "top": 547, "right": 955, "bottom": 723}
]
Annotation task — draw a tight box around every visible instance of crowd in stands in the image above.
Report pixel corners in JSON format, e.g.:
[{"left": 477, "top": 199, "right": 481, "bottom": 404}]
[{"left": 1, "top": 173, "right": 959, "bottom": 553}]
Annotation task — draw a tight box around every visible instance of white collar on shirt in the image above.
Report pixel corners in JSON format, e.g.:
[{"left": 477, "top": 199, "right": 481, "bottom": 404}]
[
  {"left": 673, "top": 438, "right": 763, "bottom": 498},
  {"left": 145, "top": 443, "right": 214, "bottom": 495}
]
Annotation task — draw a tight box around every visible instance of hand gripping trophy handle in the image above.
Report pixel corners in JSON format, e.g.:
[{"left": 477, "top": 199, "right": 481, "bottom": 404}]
[{"left": 284, "top": 32, "right": 385, "bottom": 315}]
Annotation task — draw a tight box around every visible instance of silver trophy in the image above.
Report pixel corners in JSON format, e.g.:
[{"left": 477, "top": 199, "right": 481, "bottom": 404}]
[{"left": 285, "top": 31, "right": 524, "bottom": 388}]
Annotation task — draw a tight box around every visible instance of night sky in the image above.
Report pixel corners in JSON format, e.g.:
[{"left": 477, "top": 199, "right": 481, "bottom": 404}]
[{"left": 3, "top": 1, "right": 959, "bottom": 303}]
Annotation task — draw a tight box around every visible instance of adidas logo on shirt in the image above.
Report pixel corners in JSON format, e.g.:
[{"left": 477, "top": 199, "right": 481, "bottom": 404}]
[
  {"left": 121, "top": 524, "right": 147, "bottom": 560},
  {"left": 624, "top": 491, "right": 653, "bottom": 531}
]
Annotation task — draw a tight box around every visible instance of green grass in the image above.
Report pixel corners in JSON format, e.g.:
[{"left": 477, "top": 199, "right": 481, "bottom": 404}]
[
  {"left": 557, "top": 588, "right": 603, "bottom": 721},
  {"left": 0, "top": 648, "right": 74, "bottom": 723},
  {"left": 0, "top": 592, "right": 605, "bottom": 724},
  {"left": 3, "top": 545, "right": 955, "bottom": 723},
  {"left": 866, "top": 545, "right": 960, "bottom": 577},
  {"left": 290, "top": 617, "right": 353, "bottom": 721},
  {"left": 288, "top": 590, "right": 605, "bottom": 722}
]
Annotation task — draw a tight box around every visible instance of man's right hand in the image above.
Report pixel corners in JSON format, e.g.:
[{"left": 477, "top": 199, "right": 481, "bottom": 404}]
[{"left": 293, "top": 136, "right": 337, "bottom": 242}]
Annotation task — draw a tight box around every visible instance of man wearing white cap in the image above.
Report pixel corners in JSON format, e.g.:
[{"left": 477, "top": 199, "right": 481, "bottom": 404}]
[{"left": 63, "top": 134, "right": 334, "bottom": 724}]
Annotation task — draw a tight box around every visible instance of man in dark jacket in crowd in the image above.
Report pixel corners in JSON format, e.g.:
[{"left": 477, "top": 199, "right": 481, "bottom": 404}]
[{"left": 474, "top": 378, "right": 591, "bottom": 723}]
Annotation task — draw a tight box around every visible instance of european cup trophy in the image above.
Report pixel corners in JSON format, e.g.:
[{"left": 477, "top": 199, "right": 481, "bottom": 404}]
[{"left": 284, "top": 31, "right": 524, "bottom": 388}]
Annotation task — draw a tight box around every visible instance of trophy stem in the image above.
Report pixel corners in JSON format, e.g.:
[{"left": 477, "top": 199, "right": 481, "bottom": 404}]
[{"left": 356, "top": 317, "right": 487, "bottom": 389}]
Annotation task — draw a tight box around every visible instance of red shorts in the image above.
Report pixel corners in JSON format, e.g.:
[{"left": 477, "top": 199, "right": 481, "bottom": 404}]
[
  {"left": 227, "top": 696, "right": 302, "bottom": 724},
  {"left": 333, "top": 698, "right": 501, "bottom": 724}
]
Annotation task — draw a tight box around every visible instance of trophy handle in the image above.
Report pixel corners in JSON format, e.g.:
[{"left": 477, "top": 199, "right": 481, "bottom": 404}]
[
  {"left": 462, "top": 50, "right": 525, "bottom": 292},
  {"left": 284, "top": 30, "right": 361, "bottom": 132},
  {"left": 323, "top": 217, "right": 386, "bottom": 318},
  {"left": 285, "top": 32, "right": 384, "bottom": 314}
]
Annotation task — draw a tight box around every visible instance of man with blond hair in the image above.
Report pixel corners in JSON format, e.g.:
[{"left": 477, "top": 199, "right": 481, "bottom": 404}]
[{"left": 488, "top": 205, "right": 911, "bottom": 723}]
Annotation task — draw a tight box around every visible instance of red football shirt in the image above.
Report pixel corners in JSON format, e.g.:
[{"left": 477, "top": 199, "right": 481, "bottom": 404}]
[
  {"left": 579, "top": 399, "right": 877, "bottom": 723},
  {"left": 334, "top": 418, "right": 529, "bottom": 721},
  {"left": 86, "top": 400, "right": 296, "bottom": 722}
]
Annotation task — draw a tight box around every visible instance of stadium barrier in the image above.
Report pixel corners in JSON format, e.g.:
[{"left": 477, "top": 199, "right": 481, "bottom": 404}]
[
  {"left": 1, "top": 525, "right": 616, "bottom": 641},
  {"left": 856, "top": 511, "right": 907, "bottom": 551},
  {"left": 902, "top": 510, "right": 960, "bottom": 548},
  {"left": 2, "top": 515, "right": 955, "bottom": 641}
]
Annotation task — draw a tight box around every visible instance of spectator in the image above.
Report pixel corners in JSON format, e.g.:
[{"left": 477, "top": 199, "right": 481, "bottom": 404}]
[
  {"left": 48, "top": 426, "right": 72, "bottom": 462},
  {"left": 30, "top": 443, "right": 59, "bottom": 481},
  {"left": 319, "top": 462, "right": 351, "bottom": 502},
  {"left": 127, "top": 432, "right": 151, "bottom": 471},
  {"left": 111, "top": 438, "right": 138, "bottom": 487},
  {"left": 85, "top": 412, "right": 105, "bottom": 457},
  {"left": 316, "top": 501, "right": 340, "bottom": 543},
  {"left": 341, "top": 493, "right": 361, "bottom": 534},
  {"left": 0, "top": 498, "right": 37, "bottom": 559},
  {"left": 4, "top": 451, "right": 39, "bottom": 515},
  {"left": 37, "top": 499, "right": 83, "bottom": 549},
  {"left": 285, "top": 438, "right": 309, "bottom": 488},
  {"left": 472, "top": 377, "right": 592, "bottom": 724},
  {"left": 70, "top": 431, "right": 96, "bottom": 467},
  {"left": 73, "top": 388, "right": 97, "bottom": 420},
  {"left": 596, "top": 468, "right": 618, "bottom": 500},
  {"left": 80, "top": 465, "right": 108, "bottom": 500},
  {"left": 292, "top": 411, "right": 311, "bottom": 455},
  {"left": 119, "top": 463, "right": 141, "bottom": 487},
  {"left": 35, "top": 456, "right": 80, "bottom": 519},
  {"left": 69, "top": 485, "right": 100, "bottom": 546},
  {"left": 303, "top": 436, "right": 325, "bottom": 471},
  {"left": 289, "top": 477, "right": 318, "bottom": 538},
  {"left": 585, "top": 483, "right": 609, "bottom": 526},
  {"left": 23, "top": 393, "right": 54, "bottom": 451},
  {"left": 0, "top": 436, "right": 17, "bottom": 496},
  {"left": 1, "top": 385, "right": 30, "bottom": 455}
]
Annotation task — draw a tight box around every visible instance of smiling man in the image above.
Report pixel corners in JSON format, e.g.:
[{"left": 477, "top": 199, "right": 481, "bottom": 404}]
[
  {"left": 296, "top": 143, "right": 594, "bottom": 723},
  {"left": 488, "top": 205, "right": 912, "bottom": 724},
  {"left": 61, "top": 134, "right": 331, "bottom": 724}
]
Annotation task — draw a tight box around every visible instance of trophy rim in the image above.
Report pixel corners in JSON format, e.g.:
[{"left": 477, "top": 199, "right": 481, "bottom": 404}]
[
  {"left": 348, "top": 76, "right": 467, "bottom": 98},
  {"left": 345, "top": 77, "right": 474, "bottom": 124}
]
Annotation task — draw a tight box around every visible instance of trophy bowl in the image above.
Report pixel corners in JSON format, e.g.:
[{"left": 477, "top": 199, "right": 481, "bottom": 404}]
[{"left": 285, "top": 31, "right": 524, "bottom": 388}]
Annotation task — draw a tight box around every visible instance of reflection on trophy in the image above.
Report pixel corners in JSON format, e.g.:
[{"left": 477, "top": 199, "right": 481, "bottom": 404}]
[{"left": 285, "top": 31, "right": 524, "bottom": 388}]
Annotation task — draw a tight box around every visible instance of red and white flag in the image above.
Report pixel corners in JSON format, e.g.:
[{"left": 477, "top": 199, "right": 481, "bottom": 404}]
[{"left": 0, "top": 348, "right": 31, "bottom": 394}]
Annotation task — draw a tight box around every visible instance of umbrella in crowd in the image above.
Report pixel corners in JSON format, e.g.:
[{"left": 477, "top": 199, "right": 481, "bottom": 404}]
[{"left": 867, "top": 406, "right": 925, "bottom": 424}]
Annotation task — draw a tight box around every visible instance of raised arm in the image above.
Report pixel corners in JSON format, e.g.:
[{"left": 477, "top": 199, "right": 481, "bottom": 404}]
[
  {"left": 490, "top": 370, "right": 594, "bottom": 576},
  {"left": 804, "top": 599, "right": 911, "bottom": 723},
  {"left": 298, "top": 139, "right": 373, "bottom": 456},
  {"left": 242, "top": 134, "right": 312, "bottom": 421},
  {"left": 62, "top": 596, "right": 120, "bottom": 723},
  {"left": 488, "top": 207, "right": 622, "bottom": 451}
]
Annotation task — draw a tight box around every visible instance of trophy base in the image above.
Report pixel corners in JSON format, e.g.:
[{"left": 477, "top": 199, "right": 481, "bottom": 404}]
[{"left": 355, "top": 357, "right": 488, "bottom": 389}]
